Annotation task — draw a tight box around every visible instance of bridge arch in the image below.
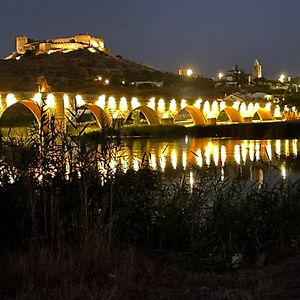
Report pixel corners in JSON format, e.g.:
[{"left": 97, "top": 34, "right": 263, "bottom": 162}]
[
  {"left": 77, "top": 103, "right": 112, "bottom": 129},
  {"left": 175, "top": 106, "right": 206, "bottom": 125},
  {"left": 125, "top": 105, "right": 160, "bottom": 125},
  {"left": 0, "top": 100, "right": 41, "bottom": 126},
  {"left": 252, "top": 108, "right": 273, "bottom": 121},
  {"left": 217, "top": 107, "right": 244, "bottom": 123}
]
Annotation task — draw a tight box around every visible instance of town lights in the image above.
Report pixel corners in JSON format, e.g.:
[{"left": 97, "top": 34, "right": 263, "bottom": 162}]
[
  {"left": 46, "top": 94, "right": 55, "bottom": 108},
  {"left": 218, "top": 72, "right": 223, "bottom": 80},
  {"left": 75, "top": 95, "right": 85, "bottom": 107},
  {"left": 96, "top": 95, "right": 106, "bottom": 109},
  {"left": 6, "top": 94, "right": 17, "bottom": 107},
  {"left": 186, "top": 69, "right": 193, "bottom": 77},
  {"left": 279, "top": 74, "right": 285, "bottom": 83}
]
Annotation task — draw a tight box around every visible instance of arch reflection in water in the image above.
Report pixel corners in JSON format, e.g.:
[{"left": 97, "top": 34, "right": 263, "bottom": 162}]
[{"left": 121, "top": 138, "right": 300, "bottom": 181}]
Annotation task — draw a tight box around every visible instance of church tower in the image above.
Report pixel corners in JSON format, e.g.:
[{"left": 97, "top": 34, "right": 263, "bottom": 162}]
[{"left": 252, "top": 59, "right": 262, "bottom": 79}]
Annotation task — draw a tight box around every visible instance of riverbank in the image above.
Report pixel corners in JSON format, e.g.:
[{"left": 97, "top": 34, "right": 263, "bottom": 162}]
[{"left": 121, "top": 121, "right": 300, "bottom": 139}]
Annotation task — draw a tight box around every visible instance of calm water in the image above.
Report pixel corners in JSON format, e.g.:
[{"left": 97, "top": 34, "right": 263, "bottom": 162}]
[{"left": 122, "top": 137, "right": 300, "bottom": 186}]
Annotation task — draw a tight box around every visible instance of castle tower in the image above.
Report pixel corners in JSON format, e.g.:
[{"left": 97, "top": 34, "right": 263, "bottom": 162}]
[
  {"left": 252, "top": 59, "right": 262, "bottom": 79},
  {"left": 16, "top": 36, "right": 28, "bottom": 54}
]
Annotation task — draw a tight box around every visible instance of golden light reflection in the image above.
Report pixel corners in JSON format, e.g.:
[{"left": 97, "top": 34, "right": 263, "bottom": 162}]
[
  {"left": 96, "top": 95, "right": 105, "bottom": 109},
  {"left": 204, "top": 142, "right": 212, "bottom": 166},
  {"left": 255, "top": 142, "right": 260, "bottom": 160},
  {"left": 171, "top": 149, "right": 177, "bottom": 170},
  {"left": 189, "top": 171, "right": 194, "bottom": 190},
  {"left": 133, "top": 158, "right": 140, "bottom": 172},
  {"left": 213, "top": 145, "right": 219, "bottom": 166},
  {"left": 266, "top": 142, "right": 272, "bottom": 160},
  {"left": 285, "top": 140, "right": 290, "bottom": 156},
  {"left": 234, "top": 145, "right": 241, "bottom": 165},
  {"left": 196, "top": 149, "right": 203, "bottom": 167},
  {"left": 240, "top": 102, "right": 247, "bottom": 118},
  {"left": 182, "top": 150, "right": 187, "bottom": 170},
  {"left": 221, "top": 145, "right": 226, "bottom": 166},
  {"left": 249, "top": 141, "right": 255, "bottom": 162},
  {"left": 281, "top": 165, "right": 286, "bottom": 179},
  {"left": 241, "top": 141, "right": 248, "bottom": 163},
  {"left": 160, "top": 154, "right": 166, "bottom": 171},
  {"left": 211, "top": 101, "right": 219, "bottom": 118},
  {"left": 293, "top": 139, "right": 298, "bottom": 156},
  {"left": 275, "top": 140, "right": 281, "bottom": 155},
  {"left": 150, "top": 153, "right": 157, "bottom": 170}
]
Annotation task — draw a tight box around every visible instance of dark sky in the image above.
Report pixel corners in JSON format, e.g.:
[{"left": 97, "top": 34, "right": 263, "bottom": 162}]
[{"left": 1, "top": 0, "right": 300, "bottom": 79}]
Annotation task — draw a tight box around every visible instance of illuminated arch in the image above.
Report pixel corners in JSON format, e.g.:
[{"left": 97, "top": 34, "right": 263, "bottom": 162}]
[
  {"left": 217, "top": 107, "right": 244, "bottom": 123},
  {"left": 252, "top": 108, "right": 273, "bottom": 121},
  {"left": 175, "top": 106, "right": 207, "bottom": 125},
  {"left": 126, "top": 105, "right": 160, "bottom": 125},
  {"left": 0, "top": 100, "right": 41, "bottom": 125},
  {"left": 80, "top": 103, "right": 112, "bottom": 128}
]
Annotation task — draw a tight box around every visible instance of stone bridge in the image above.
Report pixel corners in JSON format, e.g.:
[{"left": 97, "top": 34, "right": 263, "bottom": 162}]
[{"left": 0, "top": 91, "right": 298, "bottom": 132}]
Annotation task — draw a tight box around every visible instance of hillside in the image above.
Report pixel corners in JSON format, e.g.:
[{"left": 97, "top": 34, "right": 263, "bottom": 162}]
[{"left": 0, "top": 49, "right": 215, "bottom": 98}]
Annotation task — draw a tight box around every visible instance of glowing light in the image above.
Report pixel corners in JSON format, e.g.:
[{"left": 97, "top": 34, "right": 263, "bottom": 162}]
[
  {"left": 96, "top": 95, "right": 106, "bottom": 109},
  {"left": 189, "top": 171, "right": 194, "bottom": 190},
  {"left": 293, "top": 139, "right": 298, "bottom": 156},
  {"left": 241, "top": 141, "right": 248, "bottom": 163},
  {"left": 213, "top": 145, "right": 219, "bottom": 166},
  {"left": 273, "top": 105, "right": 281, "bottom": 118},
  {"left": 203, "top": 101, "right": 210, "bottom": 117},
  {"left": 221, "top": 145, "right": 226, "bottom": 166},
  {"left": 97, "top": 76, "right": 102, "bottom": 81},
  {"left": 133, "top": 158, "right": 140, "bottom": 172},
  {"left": 255, "top": 143, "right": 260, "bottom": 161},
  {"left": 185, "top": 135, "right": 189, "bottom": 144},
  {"left": 204, "top": 142, "right": 212, "bottom": 166},
  {"left": 171, "top": 149, "right": 177, "bottom": 170},
  {"left": 150, "top": 153, "right": 157, "bottom": 170},
  {"left": 108, "top": 96, "right": 116, "bottom": 111},
  {"left": 182, "top": 150, "right": 187, "bottom": 170},
  {"left": 266, "top": 142, "right": 272, "bottom": 160},
  {"left": 104, "top": 79, "right": 110, "bottom": 85},
  {"left": 88, "top": 48, "right": 96, "bottom": 53},
  {"left": 234, "top": 145, "right": 241, "bottom": 165},
  {"left": 265, "top": 102, "right": 271, "bottom": 111},
  {"left": 240, "top": 102, "right": 247, "bottom": 117},
  {"left": 279, "top": 74, "right": 285, "bottom": 83},
  {"left": 160, "top": 154, "right": 166, "bottom": 172},
  {"left": 186, "top": 69, "right": 193, "bottom": 76},
  {"left": 233, "top": 101, "right": 240, "bottom": 111},
  {"left": 281, "top": 165, "right": 286, "bottom": 179},
  {"left": 248, "top": 103, "right": 254, "bottom": 115},
  {"left": 46, "top": 94, "right": 55, "bottom": 108},
  {"left": 147, "top": 97, "right": 155, "bottom": 110},
  {"left": 211, "top": 101, "right": 219, "bottom": 118},
  {"left": 196, "top": 149, "right": 203, "bottom": 167},
  {"left": 131, "top": 97, "right": 140, "bottom": 109},
  {"left": 180, "top": 99, "right": 187, "bottom": 109},
  {"left": 285, "top": 140, "right": 290, "bottom": 156},
  {"left": 63, "top": 94, "right": 70, "bottom": 108},
  {"left": 218, "top": 72, "right": 223, "bottom": 80},
  {"left": 122, "top": 81, "right": 125, "bottom": 85},
  {"left": 32, "top": 93, "right": 42, "bottom": 106},
  {"left": 249, "top": 141, "right": 255, "bottom": 162},
  {"left": 158, "top": 98, "right": 165, "bottom": 113},
  {"left": 6, "top": 94, "right": 17, "bottom": 107},
  {"left": 194, "top": 98, "right": 202, "bottom": 109},
  {"left": 169, "top": 99, "right": 177, "bottom": 112},
  {"left": 254, "top": 103, "right": 260, "bottom": 112},
  {"left": 220, "top": 101, "right": 226, "bottom": 111},
  {"left": 75, "top": 95, "right": 85, "bottom": 107},
  {"left": 119, "top": 97, "right": 128, "bottom": 112},
  {"left": 16, "top": 56, "right": 21, "bottom": 61},
  {"left": 275, "top": 140, "right": 281, "bottom": 155}
]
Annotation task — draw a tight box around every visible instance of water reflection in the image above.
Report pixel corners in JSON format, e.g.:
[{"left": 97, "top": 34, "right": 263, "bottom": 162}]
[{"left": 121, "top": 138, "right": 300, "bottom": 182}]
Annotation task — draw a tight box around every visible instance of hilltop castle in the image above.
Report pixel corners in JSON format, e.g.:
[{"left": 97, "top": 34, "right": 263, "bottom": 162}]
[
  {"left": 251, "top": 59, "right": 262, "bottom": 79},
  {"left": 6, "top": 34, "right": 107, "bottom": 58}
]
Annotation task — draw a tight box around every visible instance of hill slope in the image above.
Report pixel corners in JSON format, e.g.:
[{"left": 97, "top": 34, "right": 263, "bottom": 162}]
[{"left": 0, "top": 49, "right": 214, "bottom": 98}]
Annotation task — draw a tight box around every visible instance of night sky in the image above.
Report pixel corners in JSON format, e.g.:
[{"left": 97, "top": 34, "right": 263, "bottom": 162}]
[{"left": 1, "top": 0, "right": 300, "bottom": 79}]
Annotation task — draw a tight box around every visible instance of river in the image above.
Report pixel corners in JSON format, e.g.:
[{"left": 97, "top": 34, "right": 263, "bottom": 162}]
[{"left": 121, "top": 137, "right": 300, "bottom": 186}]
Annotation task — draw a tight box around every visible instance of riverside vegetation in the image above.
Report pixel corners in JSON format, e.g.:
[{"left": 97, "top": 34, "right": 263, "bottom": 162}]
[{"left": 1, "top": 118, "right": 300, "bottom": 298}]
